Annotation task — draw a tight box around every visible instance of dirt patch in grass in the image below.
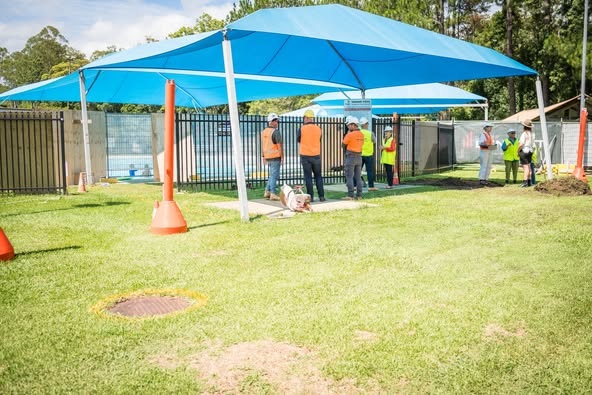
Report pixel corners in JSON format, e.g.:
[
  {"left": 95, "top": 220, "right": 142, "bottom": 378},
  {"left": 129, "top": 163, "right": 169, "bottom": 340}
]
[
  {"left": 187, "top": 339, "right": 364, "bottom": 394},
  {"left": 534, "top": 176, "right": 591, "bottom": 196},
  {"left": 410, "top": 177, "right": 503, "bottom": 189},
  {"left": 353, "top": 330, "right": 379, "bottom": 344},
  {"left": 483, "top": 323, "right": 527, "bottom": 341}
]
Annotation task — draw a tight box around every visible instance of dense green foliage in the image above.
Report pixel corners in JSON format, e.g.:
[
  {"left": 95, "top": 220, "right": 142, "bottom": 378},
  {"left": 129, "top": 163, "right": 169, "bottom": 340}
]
[{"left": 0, "top": 1, "right": 590, "bottom": 118}]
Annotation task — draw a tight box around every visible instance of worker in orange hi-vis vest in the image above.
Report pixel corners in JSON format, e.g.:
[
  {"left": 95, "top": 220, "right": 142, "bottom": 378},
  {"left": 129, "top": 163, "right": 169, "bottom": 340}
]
[
  {"left": 297, "top": 109, "right": 325, "bottom": 202},
  {"left": 478, "top": 122, "right": 496, "bottom": 185},
  {"left": 261, "top": 113, "right": 283, "bottom": 201},
  {"left": 342, "top": 116, "right": 365, "bottom": 200}
]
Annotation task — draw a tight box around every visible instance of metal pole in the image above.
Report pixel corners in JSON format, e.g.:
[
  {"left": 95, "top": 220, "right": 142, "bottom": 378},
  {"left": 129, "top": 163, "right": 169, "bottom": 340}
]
[
  {"left": 78, "top": 71, "right": 93, "bottom": 185},
  {"left": 536, "top": 78, "right": 553, "bottom": 180},
  {"left": 581, "top": 0, "right": 589, "bottom": 110},
  {"left": 222, "top": 30, "right": 250, "bottom": 222}
]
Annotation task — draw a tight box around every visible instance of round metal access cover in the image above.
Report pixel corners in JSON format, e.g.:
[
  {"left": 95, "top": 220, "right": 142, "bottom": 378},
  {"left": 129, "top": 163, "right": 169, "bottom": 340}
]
[{"left": 107, "top": 295, "right": 192, "bottom": 317}]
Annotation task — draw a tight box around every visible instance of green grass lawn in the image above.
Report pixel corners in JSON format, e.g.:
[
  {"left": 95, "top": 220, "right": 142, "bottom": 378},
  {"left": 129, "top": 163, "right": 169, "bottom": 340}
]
[{"left": 1, "top": 169, "right": 591, "bottom": 394}]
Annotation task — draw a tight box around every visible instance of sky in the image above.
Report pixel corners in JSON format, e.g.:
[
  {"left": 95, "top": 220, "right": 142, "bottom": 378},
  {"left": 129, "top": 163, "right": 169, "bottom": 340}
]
[{"left": 0, "top": 0, "right": 234, "bottom": 57}]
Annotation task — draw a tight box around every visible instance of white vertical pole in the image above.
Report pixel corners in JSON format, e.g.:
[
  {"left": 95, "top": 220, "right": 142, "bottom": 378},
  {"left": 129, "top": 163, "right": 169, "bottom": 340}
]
[
  {"left": 78, "top": 71, "right": 93, "bottom": 185},
  {"left": 222, "top": 31, "right": 250, "bottom": 222},
  {"left": 536, "top": 77, "right": 553, "bottom": 180}
]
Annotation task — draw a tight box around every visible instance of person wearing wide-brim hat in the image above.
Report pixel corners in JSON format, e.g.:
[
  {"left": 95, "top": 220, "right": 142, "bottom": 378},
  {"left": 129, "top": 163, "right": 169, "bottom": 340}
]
[
  {"left": 478, "top": 121, "right": 495, "bottom": 185},
  {"left": 501, "top": 128, "right": 520, "bottom": 184},
  {"left": 518, "top": 119, "right": 535, "bottom": 187}
]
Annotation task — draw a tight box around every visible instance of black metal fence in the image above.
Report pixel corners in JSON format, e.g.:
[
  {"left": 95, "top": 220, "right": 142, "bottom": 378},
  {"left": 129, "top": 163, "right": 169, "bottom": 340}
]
[
  {"left": 0, "top": 110, "right": 454, "bottom": 195},
  {"left": 175, "top": 114, "right": 454, "bottom": 190},
  {"left": 0, "top": 111, "right": 66, "bottom": 194}
]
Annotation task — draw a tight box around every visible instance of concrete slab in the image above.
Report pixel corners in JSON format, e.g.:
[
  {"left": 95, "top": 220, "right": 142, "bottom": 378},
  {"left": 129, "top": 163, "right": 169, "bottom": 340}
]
[
  {"left": 206, "top": 197, "right": 375, "bottom": 219},
  {"left": 324, "top": 182, "right": 419, "bottom": 193}
]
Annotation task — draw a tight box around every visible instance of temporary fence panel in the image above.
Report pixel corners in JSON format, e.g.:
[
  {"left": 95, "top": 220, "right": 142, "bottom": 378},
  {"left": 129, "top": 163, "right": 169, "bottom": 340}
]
[
  {"left": 453, "top": 121, "right": 563, "bottom": 165},
  {"left": 0, "top": 111, "right": 66, "bottom": 194}
]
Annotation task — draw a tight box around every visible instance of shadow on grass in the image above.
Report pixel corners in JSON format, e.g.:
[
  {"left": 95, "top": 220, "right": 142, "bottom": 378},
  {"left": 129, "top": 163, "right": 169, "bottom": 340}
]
[
  {"left": 0, "top": 201, "right": 131, "bottom": 218},
  {"left": 13, "top": 246, "right": 82, "bottom": 257},
  {"left": 187, "top": 220, "right": 232, "bottom": 230},
  {"left": 73, "top": 201, "right": 131, "bottom": 208}
]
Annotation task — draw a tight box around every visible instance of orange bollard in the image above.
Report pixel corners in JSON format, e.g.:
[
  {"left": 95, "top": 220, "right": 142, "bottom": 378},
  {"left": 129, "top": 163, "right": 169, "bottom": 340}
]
[
  {"left": 150, "top": 80, "right": 187, "bottom": 235},
  {"left": 0, "top": 227, "right": 15, "bottom": 261},
  {"left": 393, "top": 167, "right": 400, "bottom": 185},
  {"left": 572, "top": 108, "right": 589, "bottom": 183},
  {"left": 78, "top": 172, "right": 87, "bottom": 193}
]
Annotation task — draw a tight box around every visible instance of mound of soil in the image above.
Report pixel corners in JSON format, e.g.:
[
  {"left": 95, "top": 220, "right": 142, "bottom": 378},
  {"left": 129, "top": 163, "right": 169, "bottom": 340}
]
[
  {"left": 534, "top": 176, "right": 591, "bottom": 196},
  {"left": 411, "top": 177, "right": 503, "bottom": 189}
]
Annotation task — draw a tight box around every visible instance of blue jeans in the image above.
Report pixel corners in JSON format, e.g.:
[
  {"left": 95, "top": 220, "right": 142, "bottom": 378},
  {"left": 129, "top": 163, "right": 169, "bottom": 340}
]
[
  {"left": 361, "top": 155, "right": 375, "bottom": 187},
  {"left": 265, "top": 159, "right": 281, "bottom": 194},
  {"left": 344, "top": 153, "right": 363, "bottom": 197},
  {"left": 300, "top": 155, "right": 324, "bottom": 200}
]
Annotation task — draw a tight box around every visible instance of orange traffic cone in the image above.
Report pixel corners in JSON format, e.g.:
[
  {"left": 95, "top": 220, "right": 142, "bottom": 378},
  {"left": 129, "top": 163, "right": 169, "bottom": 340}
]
[
  {"left": 0, "top": 227, "right": 15, "bottom": 261},
  {"left": 393, "top": 167, "right": 400, "bottom": 185},
  {"left": 78, "top": 172, "right": 87, "bottom": 193}
]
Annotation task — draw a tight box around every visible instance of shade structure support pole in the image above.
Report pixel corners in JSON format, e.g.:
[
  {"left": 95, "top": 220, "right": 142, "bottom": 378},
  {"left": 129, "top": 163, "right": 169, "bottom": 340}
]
[
  {"left": 78, "top": 71, "right": 93, "bottom": 185},
  {"left": 536, "top": 77, "right": 553, "bottom": 180},
  {"left": 223, "top": 31, "right": 250, "bottom": 222},
  {"left": 150, "top": 80, "right": 187, "bottom": 235}
]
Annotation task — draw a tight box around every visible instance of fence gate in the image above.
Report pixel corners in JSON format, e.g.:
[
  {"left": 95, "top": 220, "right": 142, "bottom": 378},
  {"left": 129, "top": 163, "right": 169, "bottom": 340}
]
[{"left": 0, "top": 111, "right": 66, "bottom": 194}]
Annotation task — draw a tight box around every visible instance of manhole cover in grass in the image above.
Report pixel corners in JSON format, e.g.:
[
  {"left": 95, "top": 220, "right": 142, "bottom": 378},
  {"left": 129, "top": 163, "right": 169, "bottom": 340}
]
[
  {"left": 92, "top": 289, "right": 207, "bottom": 319},
  {"left": 108, "top": 295, "right": 191, "bottom": 317}
]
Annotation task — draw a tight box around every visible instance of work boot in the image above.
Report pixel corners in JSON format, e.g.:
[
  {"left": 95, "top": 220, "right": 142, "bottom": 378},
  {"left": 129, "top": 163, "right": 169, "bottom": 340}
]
[
  {"left": 269, "top": 193, "right": 280, "bottom": 201},
  {"left": 263, "top": 190, "right": 270, "bottom": 199}
]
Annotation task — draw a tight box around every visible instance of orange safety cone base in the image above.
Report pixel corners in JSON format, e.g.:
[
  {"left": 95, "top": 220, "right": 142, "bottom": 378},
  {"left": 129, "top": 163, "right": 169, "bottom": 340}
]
[
  {"left": 572, "top": 167, "right": 589, "bottom": 183},
  {"left": 150, "top": 200, "right": 187, "bottom": 235},
  {"left": 78, "top": 173, "right": 87, "bottom": 193},
  {"left": 0, "top": 228, "right": 15, "bottom": 261},
  {"left": 393, "top": 171, "right": 400, "bottom": 185}
]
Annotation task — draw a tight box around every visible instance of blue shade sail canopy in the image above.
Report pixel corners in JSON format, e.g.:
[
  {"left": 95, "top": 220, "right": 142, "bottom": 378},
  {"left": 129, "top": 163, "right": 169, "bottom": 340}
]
[
  {"left": 312, "top": 83, "right": 487, "bottom": 115},
  {"left": 224, "top": 5, "right": 537, "bottom": 89},
  {"left": 2, "top": 5, "right": 535, "bottom": 107},
  {"left": 0, "top": 69, "right": 347, "bottom": 107},
  {"left": 76, "top": 5, "right": 536, "bottom": 94}
]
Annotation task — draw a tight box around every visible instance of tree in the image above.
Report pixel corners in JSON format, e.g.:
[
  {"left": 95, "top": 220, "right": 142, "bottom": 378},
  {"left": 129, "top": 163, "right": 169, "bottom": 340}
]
[
  {"left": 0, "top": 26, "right": 77, "bottom": 89},
  {"left": 168, "top": 13, "right": 225, "bottom": 37},
  {"left": 90, "top": 46, "right": 122, "bottom": 62},
  {"left": 41, "top": 48, "right": 88, "bottom": 80}
]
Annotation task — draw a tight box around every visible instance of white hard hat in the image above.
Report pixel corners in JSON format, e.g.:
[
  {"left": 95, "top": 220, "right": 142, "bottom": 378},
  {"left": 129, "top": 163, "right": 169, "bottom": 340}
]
[
  {"left": 346, "top": 116, "right": 359, "bottom": 125},
  {"left": 384, "top": 126, "right": 393, "bottom": 132},
  {"left": 267, "top": 113, "right": 279, "bottom": 123},
  {"left": 359, "top": 117, "right": 369, "bottom": 125}
]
